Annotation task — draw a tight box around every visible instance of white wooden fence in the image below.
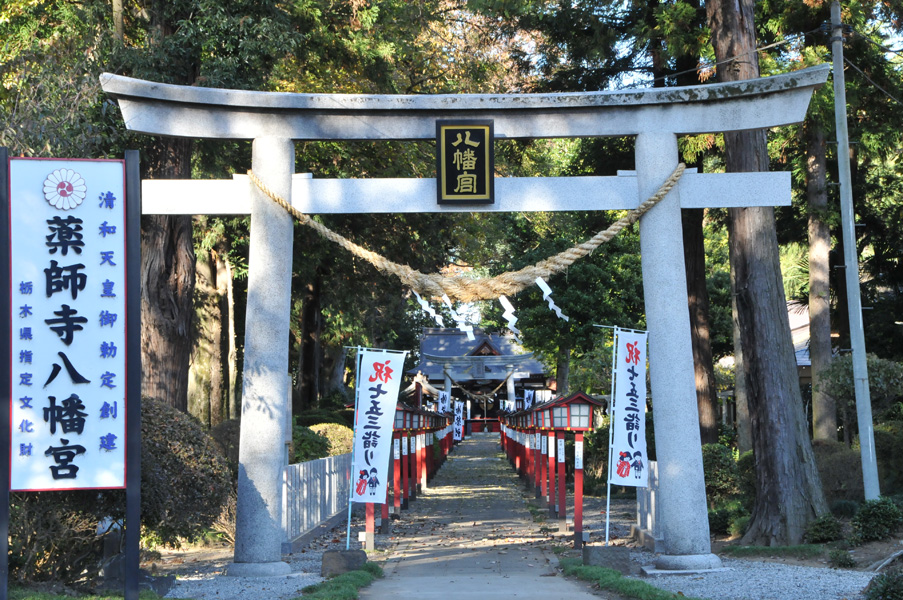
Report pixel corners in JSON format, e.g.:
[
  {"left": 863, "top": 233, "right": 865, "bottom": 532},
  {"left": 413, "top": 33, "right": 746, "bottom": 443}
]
[
  {"left": 632, "top": 460, "right": 663, "bottom": 551},
  {"left": 282, "top": 453, "right": 352, "bottom": 546}
]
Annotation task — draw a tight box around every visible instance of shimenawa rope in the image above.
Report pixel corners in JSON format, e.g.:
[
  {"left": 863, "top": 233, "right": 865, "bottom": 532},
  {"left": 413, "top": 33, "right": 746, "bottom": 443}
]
[{"left": 247, "top": 163, "right": 685, "bottom": 303}]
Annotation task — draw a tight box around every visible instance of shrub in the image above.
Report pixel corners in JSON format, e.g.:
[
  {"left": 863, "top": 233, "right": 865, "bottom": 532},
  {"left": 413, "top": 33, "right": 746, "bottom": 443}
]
[
  {"left": 708, "top": 508, "right": 733, "bottom": 535},
  {"left": 828, "top": 548, "right": 856, "bottom": 569},
  {"left": 729, "top": 514, "right": 751, "bottom": 538},
  {"left": 9, "top": 397, "right": 232, "bottom": 584},
  {"left": 864, "top": 568, "right": 903, "bottom": 600},
  {"left": 294, "top": 410, "right": 351, "bottom": 428},
  {"left": 812, "top": 439, "right": 864, "bottom": 504},
  {"left": 804, "top": 514, "right": 843, "bottom": 544},
  {"left": 702, "top": 443, "right": 739, "bottom": 507},
  {"left": 292, "top": 425, "right": 330, "bottom": 463},
  {"left": 138, "top": 397, "right": 233, "bottom": 546},
  {"left": 310, "top": 423, "right": 354, "bottom": 456},
  {"left": 852, "top": 497, "right": 903, "bottom": 544}
]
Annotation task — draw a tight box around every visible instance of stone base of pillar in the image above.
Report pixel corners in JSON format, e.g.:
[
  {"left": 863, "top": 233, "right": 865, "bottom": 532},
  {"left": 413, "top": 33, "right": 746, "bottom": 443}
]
[
  {"left": 652, "top": 553, "right": 724, "bottom": 572},
  {"left": 362, "top": 532, "right": 376, "bottom": 552},
  {"left": 380, "top": 518, "right": 391, "bottom": 535},
  {"left": 558, "top": 518, "right": 568, "bottom": 533},
  {"left": 224, "top": 561, "right": 292, "bottom": 577},
  {"left": 573, "top": 531, "right": 588, "bottom": 549}
]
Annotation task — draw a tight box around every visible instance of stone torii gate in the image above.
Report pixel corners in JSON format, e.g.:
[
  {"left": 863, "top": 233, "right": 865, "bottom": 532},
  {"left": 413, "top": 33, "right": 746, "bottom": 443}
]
[{"left": 101, "top": 64, "right": 829, "bottom": 575}]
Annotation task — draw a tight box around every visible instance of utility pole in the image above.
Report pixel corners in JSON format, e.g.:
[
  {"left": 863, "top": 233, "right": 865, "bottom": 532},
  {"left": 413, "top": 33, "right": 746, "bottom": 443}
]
[{"left": 831, "top": 0, "right": 880, "bottom": 500}]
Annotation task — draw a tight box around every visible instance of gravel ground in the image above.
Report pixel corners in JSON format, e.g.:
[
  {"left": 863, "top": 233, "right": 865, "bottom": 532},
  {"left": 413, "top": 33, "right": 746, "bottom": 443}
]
[
  {"left": 161, "top": 435, "right": 879, "bottom": 600},
  {"left": 162, "top": 511, "right": 386, "bottom": 600}
]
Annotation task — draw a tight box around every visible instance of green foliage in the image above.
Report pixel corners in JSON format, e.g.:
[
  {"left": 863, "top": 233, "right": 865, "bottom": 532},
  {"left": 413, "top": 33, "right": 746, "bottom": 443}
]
[
  {"left": 311, "top": 423, "right": 355, "bottom": 456},
  {"left": 701, "top": 443, "right": 740, "bottom": 507},
  {"left": 804, "top": 514, "right": 843, "bottom": 544},
  {"left": 875, "top": 422, "right": 903, "bottom": 496},
  {"left": 296, "top": 410, "right": 352, "bottom": 428},
  {"left": 9, "top": 397, "right": 231, "bottom": 584},
  {"left": 864, "top": 568, "right": 903, "bottom": 600},
  {"left": 811, "top": 440, "right": 865, "bottom": 504},
  {"left": 818, "top": 354, "right": 903, "bottom": 418},
  {"left": 301, "top": 562, "right": 384, "bottom": 599},
  {"left": 729, "top": 514, "right": 751, "bottom": 538},
  {"left": 139, "top": 398, "right": 233, "bottom": 546},
  {"left": 851, "top": 498, "right": 903, "bottom": 544},
  {"left": 558, "top": 558, "right": 708, "bottom": 600},
  {"left": 828, "top": 548, "right": 857, "bottom": 569},
  {"left": 292, "top": 425, "right": 331, "bottom": 463}
]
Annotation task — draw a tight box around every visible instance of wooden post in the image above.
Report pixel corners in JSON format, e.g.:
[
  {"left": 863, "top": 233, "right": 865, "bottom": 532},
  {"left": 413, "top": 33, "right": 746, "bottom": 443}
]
[
  {"left": 365, "top": 502, "right": 375, "bottom": 550},
  {"left": 557, "top": 432, "right": 567, "bottom": 533},
  {"left": 548, "top": 431, "right": 556, "bottom": 517},
  {"left": 381, "top": 491, "right": 390, "bottom": 535},
  {"left": 540, "top": 433, "right": 547, "bottom": 507},
  {"left": 401, "top": 434, "right": 410, "bottom": 508},
  {"left": 534, "top": 431, "right": 542, "bottom": 498},
  {"left": 393, "top": 433, "right": 402, "bottom": 513},
  {"left": 574, "top": 432, "right": 584, "bottom": 548}
]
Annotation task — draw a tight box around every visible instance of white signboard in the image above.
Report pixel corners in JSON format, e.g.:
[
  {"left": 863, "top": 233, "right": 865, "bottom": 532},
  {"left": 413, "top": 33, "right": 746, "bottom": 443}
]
[
  {"left": 394, "top": 437, "right": 400, "bottom": 460},
  {"left": 608, "top": 329, "right": 648, "bottom": 487},
  {"left": 9, "top": 158, "right": 128, "bottom": 491},
  {"left": 351, "top": 349, "right": 407, "bottom": 502},
  {"left": 541, "top": 434, "right": 547, "bottom": 455},
  {"left": 557, "top": 438, "right": 565, "bottom": 463},
  {"left": 453, "top": 401, "right": 463, "bottom": 441},
  {"left": 575, "top": 440, "right": 584, "bottom": 470}
]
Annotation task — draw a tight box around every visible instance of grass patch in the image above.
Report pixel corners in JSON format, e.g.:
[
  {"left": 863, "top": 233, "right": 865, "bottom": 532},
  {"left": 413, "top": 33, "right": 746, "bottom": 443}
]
[
  {"left": 718, "top": 544, "right": 825, "bottom": 559},
  {"left": 559, "top": 558, "right": 709, "bottom": 600},
  {"left": 300, "top": 562, "right": 384, "bottom": 600}
]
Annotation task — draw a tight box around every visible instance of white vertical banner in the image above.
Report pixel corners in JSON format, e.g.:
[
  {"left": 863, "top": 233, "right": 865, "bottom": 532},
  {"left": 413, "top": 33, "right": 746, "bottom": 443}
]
[
  {"left": 608, "top": 329, "right": 648, "bottom": 487},
  {"left": 439, "top": 390, "right": 450, "bottom": 413},
  {"left": 9, "top": 159, "right": 128, "bottom": 491},
  {"left": 557, "top": 438, "right": 565, "bottom": 462},
  {"left": 393, "top": 438, "right": 400, "bottom": 460},
  {"left": 453, "top": 401, "right": 463, "bottom": 441},
  {"left": 351, "top": 349, "right": 408, "bottom": 502},
  {"left": 549, "top": 434, "right": 555, "bottom": 460},
  {"left": 541, "top": 434, "right": 548, "bottom": 455},
  {"left": 524, "top": 389, "right": 535, "bottom": 409}
]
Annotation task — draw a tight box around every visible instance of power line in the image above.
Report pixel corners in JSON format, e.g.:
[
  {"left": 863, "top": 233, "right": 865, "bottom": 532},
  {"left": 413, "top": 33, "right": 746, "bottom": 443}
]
[{"left": 843, "top": 56, "right": 903, "bottom": 106}]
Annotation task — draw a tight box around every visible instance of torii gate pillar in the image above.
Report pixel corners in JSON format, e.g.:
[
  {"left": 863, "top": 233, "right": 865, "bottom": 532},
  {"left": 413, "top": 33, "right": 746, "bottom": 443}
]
[
  {"left": 226, "top": 138, "right": 295, "bottom": 576},
  {"left": 637, "top": 133, "right": 718, "bottom": 569}
]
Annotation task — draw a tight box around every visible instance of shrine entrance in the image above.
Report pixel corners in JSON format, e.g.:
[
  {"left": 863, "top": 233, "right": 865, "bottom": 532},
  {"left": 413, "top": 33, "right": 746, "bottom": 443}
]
[{"left": 100, "top": 64, "right": 830, "bottom": 576}]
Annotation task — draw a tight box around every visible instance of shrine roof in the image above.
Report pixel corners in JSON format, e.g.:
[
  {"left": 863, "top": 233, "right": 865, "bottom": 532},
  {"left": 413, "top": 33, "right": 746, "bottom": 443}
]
[{"left": 410, "top": 328, "right": 548, "bottom": 381}]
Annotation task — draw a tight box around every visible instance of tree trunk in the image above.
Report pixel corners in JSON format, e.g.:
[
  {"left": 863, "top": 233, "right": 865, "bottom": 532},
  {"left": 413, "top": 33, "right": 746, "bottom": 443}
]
[
  {"left": 295, "top": 273, "right": 322, "bottom": 413},
  {"left": 223, "top": 258, "right": 240, "bottom": 420},
  {"left": 683, "top": 208, "right": 720, "bottom": 445},
  {"left": 707, "top": 0, "right": 828, "bottom": 545},
  {"left": 807, "top": 124, "right": 836, "bottom": 441},
  {"left": 556, "top": 340, "right": 570, "bottom": 396},
  {"left": 732, "top": 290, "right": 753, "bottom": 454},
  {"left": 141, "top": 139, "right": 196, "bottom": 412},
  {"left": 188, "top": 249, "right": 222, "bottom": 427}
]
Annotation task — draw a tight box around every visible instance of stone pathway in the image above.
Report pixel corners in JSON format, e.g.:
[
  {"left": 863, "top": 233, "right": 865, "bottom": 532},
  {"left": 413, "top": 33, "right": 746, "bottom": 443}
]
[{"left": 361, "top": 433, "right": 619, "bottom": 600}]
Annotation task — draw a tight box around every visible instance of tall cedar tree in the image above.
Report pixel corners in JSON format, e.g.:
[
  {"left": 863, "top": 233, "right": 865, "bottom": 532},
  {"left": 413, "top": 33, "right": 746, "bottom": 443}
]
[{"left": 707, "top": 0, "right": 828, "bottom": 544}]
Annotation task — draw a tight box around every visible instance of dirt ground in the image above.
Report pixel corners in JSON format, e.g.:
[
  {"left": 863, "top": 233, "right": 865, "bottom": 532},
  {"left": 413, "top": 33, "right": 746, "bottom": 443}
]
[{"left": 711, "top": 535, "right": 903, "bottom": 571}]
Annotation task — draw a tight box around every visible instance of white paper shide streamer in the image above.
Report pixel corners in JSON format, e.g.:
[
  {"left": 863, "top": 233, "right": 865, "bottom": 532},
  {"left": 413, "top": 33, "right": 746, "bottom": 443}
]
[
  {"left": 535, "top": 277, "right": 569, "bottom": 322},
  {"left": 498, "top": 295, "right": 522, "bottom": 343},
  {"left": 412, "top": 289, "right": 444, "bottom": 328},
  {"left": 441, "top": 294, "right": 475, "bottom": 340}
]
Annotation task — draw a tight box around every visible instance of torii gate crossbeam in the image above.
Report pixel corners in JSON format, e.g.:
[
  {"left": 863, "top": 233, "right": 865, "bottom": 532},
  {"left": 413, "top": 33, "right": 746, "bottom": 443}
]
[{"left": 101, "top": 64, "right": 829, "bottom": 575}]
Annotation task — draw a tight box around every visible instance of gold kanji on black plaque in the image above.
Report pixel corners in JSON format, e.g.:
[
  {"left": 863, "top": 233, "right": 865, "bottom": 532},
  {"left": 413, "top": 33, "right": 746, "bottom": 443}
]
[{"left": 436, "top": 120, "right": 494, "bottom": 204}]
